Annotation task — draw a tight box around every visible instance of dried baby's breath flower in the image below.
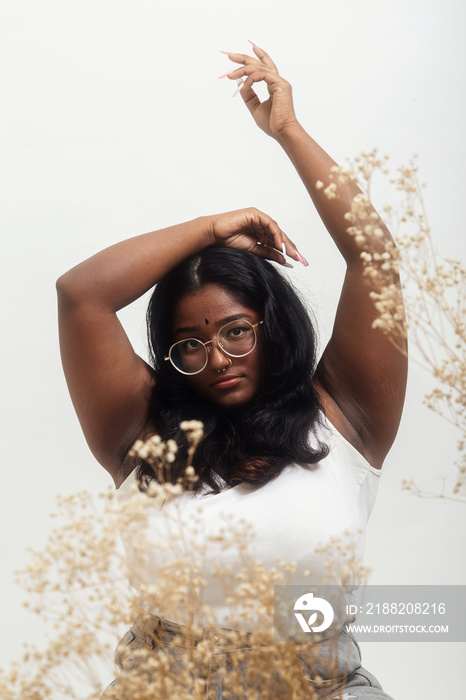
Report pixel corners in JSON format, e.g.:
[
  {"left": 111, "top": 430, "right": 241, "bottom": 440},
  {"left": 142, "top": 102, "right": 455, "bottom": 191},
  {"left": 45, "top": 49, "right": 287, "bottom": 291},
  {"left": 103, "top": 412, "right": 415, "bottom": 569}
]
[
  {"left": 323, "top": 182, "right": 337, "bottom": 199},
  {"left": 327, "top": 150, "right": 465, "bottom": 501},
  {"left": 1, "top": 433, "right": 367, "bottom": 698}
]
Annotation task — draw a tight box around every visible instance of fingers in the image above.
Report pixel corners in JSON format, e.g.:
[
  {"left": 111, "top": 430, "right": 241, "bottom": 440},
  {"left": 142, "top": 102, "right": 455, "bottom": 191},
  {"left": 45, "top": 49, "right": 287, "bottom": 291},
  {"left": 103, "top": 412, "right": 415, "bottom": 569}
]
[
  {"left": 222, "top": 52, "right": 254, "bottom": 66},
  {"left": 255, "top": 240, "right": 295, "bottom": 267},
  {"left": 236, "top": 67, "right": 282, "bottom": 121},
  {"left": 222, "top": 63, "right": 284, "bottom": 116},
  {"left": 220, "top": 207, "right": 306, "bottom": 268},
  {"left": 254, "top": 243, "right": 290, "bottom": 266},
  {"left": 252, "top": 215, "right": 308, "bottom": 268},
  {"left": 227, "top": 64, "right": 282, "bottom": 116},
  {"left": 222, "top": 63, "right": 280, "bottom": 85},
  {"left": 254, "top": 237, "right": 291, "bottom": 266},
  {"left": 222, "top": 44, "right": 278, "bottom": 73},
  {"left": 249, "top": 43, "right": 279, "bottom": 74},
  {"left": 220, "top": 45, "right": 279, "bottom": 80},
  {"left": 281, "top": 237, "right": 309, "bottom": 267},
  {"left": 238, "top": 76, "right": 261, "bottom": 115},
  {"left": 245, "top": 210, "right": 297, "bottom": 267},
  {"left": 250, "top": 210, "right": 283, "bottom": 248},
  {"left": 220, "top": 46, "right": 283, "bottom": 115}
]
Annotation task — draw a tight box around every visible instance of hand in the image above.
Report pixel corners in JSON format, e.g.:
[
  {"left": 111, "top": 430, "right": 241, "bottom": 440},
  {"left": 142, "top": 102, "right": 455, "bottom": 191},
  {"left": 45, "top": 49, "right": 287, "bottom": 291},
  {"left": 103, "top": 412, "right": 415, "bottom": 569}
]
[
  {"left": 221, "top": 44, "right": 298, "bottom": 139},
  {"left": 207, "top": 208, "right": 304, "bottom": 267}
]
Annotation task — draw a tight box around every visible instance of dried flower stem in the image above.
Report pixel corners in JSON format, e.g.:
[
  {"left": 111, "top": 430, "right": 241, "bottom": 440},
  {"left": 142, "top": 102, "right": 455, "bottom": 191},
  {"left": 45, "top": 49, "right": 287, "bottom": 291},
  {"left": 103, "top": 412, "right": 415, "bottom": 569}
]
[
  {"left": 1, "top": 427, "right": 365, "bottom": 698},
  {"left": 322, "top": 150, "right": 466, "bottom": 500}
]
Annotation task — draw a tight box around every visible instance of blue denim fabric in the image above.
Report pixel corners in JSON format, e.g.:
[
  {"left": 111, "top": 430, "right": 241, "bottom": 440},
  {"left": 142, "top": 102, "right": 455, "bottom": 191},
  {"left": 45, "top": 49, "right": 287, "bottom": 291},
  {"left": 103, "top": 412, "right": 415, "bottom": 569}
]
[{"left": 101, "top": 624, "right": 394, "bottom": 699}]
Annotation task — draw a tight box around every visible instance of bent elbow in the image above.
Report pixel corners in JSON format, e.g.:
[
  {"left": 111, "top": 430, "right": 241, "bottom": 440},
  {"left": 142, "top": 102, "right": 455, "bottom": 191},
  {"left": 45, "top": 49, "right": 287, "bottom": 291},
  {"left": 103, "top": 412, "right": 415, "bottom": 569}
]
[
  {"left": 56, "top": 272, "right": 73, "bottom": 307},
  {"left": 56, "top": 269, "right": 86, "bottom": 309}
]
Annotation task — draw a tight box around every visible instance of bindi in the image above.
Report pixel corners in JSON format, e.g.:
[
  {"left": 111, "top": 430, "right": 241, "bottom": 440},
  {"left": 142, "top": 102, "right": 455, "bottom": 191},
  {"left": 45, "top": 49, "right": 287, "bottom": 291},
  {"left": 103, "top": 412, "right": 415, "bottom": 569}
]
[{"left": 204, "top": 318, "right": 209, "bottom": 325}]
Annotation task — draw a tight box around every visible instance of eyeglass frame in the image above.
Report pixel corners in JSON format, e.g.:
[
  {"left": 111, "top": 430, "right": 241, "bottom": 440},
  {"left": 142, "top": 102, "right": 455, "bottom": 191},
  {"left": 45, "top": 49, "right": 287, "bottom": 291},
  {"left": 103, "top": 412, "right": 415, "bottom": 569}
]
[{"left": 164, "top": 320, "right": 264, "bottom": 375}]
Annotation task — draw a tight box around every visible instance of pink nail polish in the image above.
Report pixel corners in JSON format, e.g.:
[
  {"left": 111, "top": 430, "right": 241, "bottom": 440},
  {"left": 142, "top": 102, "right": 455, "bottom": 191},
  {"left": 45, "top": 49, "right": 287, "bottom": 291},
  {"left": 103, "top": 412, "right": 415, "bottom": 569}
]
[
  {"left": 296, "top": 250, "right": 309, "bottom": 267},
  {"left": 220, "top": 51, "right": 235, "bottom": 55},
  {"left": 218, "top": 70, "right": 234, "bottom": 79}
]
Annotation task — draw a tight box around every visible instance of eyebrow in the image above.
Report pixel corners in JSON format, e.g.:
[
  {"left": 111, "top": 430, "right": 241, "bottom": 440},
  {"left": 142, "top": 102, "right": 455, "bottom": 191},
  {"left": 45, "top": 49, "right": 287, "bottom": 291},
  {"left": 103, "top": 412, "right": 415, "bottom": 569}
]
[{"left": 174, "top": 313, "right": 254, "bottom": 337}]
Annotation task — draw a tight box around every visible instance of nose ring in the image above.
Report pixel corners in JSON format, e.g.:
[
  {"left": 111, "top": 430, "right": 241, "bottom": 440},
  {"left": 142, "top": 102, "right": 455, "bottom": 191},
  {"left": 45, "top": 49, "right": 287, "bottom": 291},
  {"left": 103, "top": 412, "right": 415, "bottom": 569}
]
[{"left": 218, "top": 357, "right": 233, "bottom": 374}]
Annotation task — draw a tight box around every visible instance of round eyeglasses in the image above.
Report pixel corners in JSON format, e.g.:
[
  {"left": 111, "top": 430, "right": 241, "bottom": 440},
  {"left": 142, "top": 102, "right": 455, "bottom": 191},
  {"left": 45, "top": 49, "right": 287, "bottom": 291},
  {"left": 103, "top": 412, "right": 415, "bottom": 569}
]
[{"left": 165, "top": 320, "right": 264, "bottom": 375}]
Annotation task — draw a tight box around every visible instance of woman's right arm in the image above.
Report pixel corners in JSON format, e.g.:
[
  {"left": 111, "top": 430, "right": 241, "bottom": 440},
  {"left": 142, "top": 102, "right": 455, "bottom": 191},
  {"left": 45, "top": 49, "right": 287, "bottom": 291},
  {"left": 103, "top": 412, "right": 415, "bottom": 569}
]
[{"left": 57, "top": 211, "right": 293, "bottom": 485}]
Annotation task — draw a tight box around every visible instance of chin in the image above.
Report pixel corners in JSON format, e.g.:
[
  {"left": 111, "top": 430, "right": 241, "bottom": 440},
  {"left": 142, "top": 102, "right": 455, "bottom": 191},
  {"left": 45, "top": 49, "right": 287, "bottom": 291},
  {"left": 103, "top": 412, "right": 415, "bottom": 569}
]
[
  {"left": 206, "top": 388, "right": 256, "bottom": 409},
  {"left": 211, "top": 395, "right": 253, "bottom": 410}
]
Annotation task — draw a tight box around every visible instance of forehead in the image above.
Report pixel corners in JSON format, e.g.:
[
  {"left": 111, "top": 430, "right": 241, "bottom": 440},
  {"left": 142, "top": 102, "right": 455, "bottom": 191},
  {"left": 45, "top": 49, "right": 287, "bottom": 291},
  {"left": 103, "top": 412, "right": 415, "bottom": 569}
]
[{"left": 172, "top": 285, "right": 258, "bottom": 332}]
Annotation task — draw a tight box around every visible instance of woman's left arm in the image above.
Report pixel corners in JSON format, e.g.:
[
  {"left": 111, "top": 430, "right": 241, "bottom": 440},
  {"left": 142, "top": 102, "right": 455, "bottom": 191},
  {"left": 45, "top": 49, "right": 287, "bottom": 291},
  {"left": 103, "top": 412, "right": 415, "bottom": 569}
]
[{"left": 223, "top": 46, "right": 408, "bottom": 467}]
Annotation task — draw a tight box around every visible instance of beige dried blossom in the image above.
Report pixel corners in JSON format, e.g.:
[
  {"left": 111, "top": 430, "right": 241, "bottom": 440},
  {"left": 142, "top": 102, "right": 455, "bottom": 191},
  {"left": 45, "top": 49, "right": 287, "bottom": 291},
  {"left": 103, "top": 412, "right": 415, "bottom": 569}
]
[
  {"left": 130, "top": 421, "right": 203, "bottom": 500},
  {"left": 0, "top": 429, "right": 364, "bottom": 699},
  {"left": 320, "top": 150, "right": 466, "bottom": 500}
]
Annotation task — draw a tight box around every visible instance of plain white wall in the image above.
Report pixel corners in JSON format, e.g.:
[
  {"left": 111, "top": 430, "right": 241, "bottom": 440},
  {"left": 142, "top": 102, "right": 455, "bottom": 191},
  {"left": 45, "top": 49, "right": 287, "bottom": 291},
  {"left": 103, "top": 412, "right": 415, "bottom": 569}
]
[{"left": 1, "top": 0, "right": 465, "bottom": 697}]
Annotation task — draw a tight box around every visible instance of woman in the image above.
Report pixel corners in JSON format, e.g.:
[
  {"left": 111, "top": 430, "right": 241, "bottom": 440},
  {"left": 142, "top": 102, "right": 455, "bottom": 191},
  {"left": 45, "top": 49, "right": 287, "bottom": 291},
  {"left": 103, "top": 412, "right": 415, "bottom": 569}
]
[{"left": 57, "top": 45, "right": 406, "bottom": 698}]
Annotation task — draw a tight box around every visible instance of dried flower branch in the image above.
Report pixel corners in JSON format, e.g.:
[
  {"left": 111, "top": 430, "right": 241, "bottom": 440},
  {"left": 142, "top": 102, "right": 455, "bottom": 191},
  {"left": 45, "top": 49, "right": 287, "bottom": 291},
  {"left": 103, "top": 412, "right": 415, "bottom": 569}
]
[
  {"left": 321, "top": 150, "right": 466, "bottom": 500},
  {"left": 0, "top": 428, "right": 364, "bottom": 699}
]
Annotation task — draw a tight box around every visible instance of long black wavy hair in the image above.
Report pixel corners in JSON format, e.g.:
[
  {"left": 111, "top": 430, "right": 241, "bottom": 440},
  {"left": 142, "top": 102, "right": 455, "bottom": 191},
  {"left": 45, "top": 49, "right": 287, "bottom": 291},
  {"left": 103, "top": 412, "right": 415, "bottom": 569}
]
[{"left": 138, "top": 246, "right": 328, "bottom": 493}]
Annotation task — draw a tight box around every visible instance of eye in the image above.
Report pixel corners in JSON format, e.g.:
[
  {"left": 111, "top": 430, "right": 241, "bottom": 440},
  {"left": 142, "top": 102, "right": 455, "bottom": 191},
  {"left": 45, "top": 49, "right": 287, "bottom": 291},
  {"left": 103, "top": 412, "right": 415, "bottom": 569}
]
[
  {"left": 179, "top": 338, "right": 203, "bottom": 354},
  {"left": 226, "top": 325, "right": 249, "bottom": 338}
]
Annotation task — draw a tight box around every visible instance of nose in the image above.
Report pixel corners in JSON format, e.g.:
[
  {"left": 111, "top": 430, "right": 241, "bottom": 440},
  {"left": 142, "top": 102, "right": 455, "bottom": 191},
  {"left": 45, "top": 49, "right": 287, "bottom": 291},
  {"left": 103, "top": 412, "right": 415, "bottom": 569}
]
[{"left": 207, "top": 342, "right": 232, "bottom": 372}]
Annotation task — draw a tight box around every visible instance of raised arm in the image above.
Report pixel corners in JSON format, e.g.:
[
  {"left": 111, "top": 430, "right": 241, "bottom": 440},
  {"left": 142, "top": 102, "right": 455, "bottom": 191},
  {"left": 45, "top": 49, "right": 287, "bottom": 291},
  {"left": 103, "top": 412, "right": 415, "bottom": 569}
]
[
  {"left": 57, "top": 210, "right": 295, "bottom": 485},
  {"left": 223, "top": 45, "right": 408, "bottom": 467}
]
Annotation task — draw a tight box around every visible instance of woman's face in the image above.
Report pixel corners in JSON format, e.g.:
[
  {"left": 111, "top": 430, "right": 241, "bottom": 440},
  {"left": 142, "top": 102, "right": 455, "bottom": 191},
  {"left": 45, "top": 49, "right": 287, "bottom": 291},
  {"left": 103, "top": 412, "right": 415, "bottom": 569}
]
[{"left": 171, "top": 285, "right": 266, "bottom": 409}]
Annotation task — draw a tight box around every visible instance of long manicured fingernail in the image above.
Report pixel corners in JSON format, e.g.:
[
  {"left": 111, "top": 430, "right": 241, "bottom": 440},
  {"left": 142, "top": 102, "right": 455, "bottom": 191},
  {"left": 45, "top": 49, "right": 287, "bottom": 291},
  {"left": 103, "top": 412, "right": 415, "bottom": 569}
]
[
  {"left": 232, "top": 80, "right": 244, "bottom": 97},
  {"left": 283, "top": 262, "right": 294, "bottom": 268},
  {"left": 220, "top": 51, "right": 235, "bottom": 55},
  {"left": 247, "top": 39, "right": 256, "bottom": 47},
  {"left": 296, "top": 250, "right": 309, "bottom": 267},
  {"left": 218, "top": 70, "right": 234, "bottom": 79},
  {"left": 281, "top": 242, "right": 287, "bottom": 257}
]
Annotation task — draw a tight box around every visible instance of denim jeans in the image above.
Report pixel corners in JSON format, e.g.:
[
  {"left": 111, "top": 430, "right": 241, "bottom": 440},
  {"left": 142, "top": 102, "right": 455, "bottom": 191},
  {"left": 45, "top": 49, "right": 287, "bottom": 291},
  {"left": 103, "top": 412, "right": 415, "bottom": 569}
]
[{"left": 101, "top": 615, "right": 394, "bottom": 699}]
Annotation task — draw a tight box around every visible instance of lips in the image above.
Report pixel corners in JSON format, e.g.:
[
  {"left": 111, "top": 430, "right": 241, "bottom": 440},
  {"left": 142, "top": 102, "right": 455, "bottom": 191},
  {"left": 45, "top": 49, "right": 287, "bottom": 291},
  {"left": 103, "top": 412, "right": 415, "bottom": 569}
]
[{"left": 211, "top": 375, "right": 243, "bottom": 389}]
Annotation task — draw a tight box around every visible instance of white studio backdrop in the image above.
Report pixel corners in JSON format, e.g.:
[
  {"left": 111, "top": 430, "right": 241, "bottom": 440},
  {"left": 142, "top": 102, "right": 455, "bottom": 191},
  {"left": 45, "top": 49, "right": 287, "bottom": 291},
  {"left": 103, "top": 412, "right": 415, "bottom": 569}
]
[{"left": 1, "top": 0, "right": 465, "bottom": 697}]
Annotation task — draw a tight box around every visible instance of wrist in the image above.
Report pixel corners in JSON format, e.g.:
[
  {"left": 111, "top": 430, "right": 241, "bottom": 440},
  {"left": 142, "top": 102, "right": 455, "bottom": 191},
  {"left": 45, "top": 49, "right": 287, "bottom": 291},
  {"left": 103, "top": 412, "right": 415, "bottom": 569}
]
[
  {"left": 274, "top": 119, "right": 305, "bottom": 147},
  {"left": 198, "top": 215, "right": 217, "bottom": 247}
]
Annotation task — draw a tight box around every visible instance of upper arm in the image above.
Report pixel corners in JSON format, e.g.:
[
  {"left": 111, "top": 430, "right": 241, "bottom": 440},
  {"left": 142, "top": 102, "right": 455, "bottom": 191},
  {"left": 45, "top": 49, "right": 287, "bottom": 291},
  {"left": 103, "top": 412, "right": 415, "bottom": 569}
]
[
  {"left": 57, "top": 287, "right": 156, "bottom": 482},
  {"left": 315, "top": 263, "right": 408, "bottom": 466}
]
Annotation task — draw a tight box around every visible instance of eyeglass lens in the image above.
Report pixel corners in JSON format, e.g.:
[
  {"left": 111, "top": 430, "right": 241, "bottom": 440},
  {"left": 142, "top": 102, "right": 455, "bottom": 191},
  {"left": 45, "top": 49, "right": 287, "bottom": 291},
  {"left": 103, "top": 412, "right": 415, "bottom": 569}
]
[{"left": 169, "top": 320, "right": 257, "bottom": 374}]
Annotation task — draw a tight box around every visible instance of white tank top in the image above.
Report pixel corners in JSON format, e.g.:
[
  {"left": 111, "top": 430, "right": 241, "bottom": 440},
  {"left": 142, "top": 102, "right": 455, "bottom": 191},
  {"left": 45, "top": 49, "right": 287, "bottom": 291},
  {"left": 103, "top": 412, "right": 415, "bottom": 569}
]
[{"left": 116, "top": 411, "right": 381, "bottom": 630}]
